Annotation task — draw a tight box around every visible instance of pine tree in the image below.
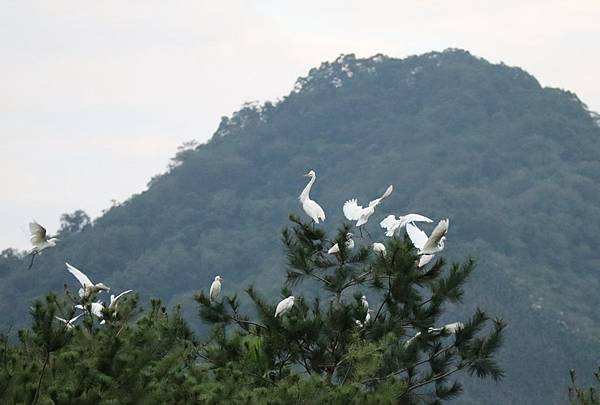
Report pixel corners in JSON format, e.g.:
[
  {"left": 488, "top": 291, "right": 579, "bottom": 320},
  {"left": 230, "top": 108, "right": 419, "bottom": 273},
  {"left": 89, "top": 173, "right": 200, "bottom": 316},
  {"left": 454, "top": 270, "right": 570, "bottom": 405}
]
[
  {"left": 569, "top": 368, "right": 600, "bottom": 405},
  {"left": 195, "top": 215, "right": 505, "bottom": 402}
]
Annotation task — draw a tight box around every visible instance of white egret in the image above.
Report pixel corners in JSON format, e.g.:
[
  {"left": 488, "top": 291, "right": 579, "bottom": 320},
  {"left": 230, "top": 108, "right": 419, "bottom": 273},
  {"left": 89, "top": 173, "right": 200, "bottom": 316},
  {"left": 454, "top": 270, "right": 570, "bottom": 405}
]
[
  {"left": 380, "top": 214, "right": 433, "bottom": 237},
  {"left": 428, "top": 321, "right": 464, "bottom": 335},
  {"left": 27, "top": 220, "right": 59, "bottom": 270},
  {"left": 365, "top": 309, "right": 374, "bottom": 324},
  {"left": 55, "top": 313, "right": 84, "bottom": 330},
  {"left": 405, "top": 219, "right": 449, "bottom": 263},
  {"left": 210, "top": 276, "right": 223, "bottom": 301},
  {"left": 372, "top": 242, "right": 386, "bottom": 257},
  {"left": 66, "top": 262, "right": 110, "bottom": 299},
  {"left": 75, "top": 302, "right": 104, "bottom": 319},
  {"left": 274, "top": 296, "right": 295, "bottom": 317},
  {"left": 355, "top": 319, "right": 364, "bottom": 328},
  {"left": 328, "top": 233, "right": 354, "bottom": 254},
  {"left": 343, "top": 185, "right": 393, "bottom": 228},
  {"left": 361, "top": 295, "right": 369, "bottom": 312},
  {"left": 299, "top": 170, "right": 326, "bottom": 224},
  {"left": 108, "top": 289, "right": 133, "bottom": 313}
]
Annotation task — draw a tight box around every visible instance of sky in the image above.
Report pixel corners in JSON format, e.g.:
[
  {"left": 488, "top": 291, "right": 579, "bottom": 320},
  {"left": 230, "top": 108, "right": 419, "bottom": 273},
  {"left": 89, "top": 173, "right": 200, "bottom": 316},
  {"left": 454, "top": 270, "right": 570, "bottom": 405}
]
[{"left": 1, "top": 1, "right": 599, "bottom": 249}]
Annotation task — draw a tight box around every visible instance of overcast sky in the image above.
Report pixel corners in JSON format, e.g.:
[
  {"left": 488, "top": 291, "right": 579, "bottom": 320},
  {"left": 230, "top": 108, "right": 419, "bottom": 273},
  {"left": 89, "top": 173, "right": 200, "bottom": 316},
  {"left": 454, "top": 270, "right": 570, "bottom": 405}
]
[{"left": 1, "top": 1, "right": 599, "bottom": 249}]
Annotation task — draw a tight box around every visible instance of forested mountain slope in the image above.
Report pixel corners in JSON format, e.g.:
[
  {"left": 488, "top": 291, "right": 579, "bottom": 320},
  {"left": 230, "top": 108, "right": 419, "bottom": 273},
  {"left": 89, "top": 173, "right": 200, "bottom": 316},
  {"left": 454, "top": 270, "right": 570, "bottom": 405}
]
[{"left": 2, "top": 49, "right": 599, "bottom": 403}]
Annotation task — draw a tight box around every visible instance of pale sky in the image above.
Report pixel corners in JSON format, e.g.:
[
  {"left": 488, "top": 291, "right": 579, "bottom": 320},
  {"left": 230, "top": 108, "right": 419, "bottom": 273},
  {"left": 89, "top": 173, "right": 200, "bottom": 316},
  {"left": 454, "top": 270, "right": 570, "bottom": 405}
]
[{"left": 1, "top": 1, "right": 599, "bottom": 249}]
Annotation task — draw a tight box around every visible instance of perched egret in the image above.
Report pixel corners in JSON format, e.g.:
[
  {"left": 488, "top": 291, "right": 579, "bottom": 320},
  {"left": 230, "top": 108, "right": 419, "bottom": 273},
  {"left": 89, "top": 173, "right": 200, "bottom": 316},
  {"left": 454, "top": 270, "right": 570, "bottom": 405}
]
[
  {"left": 26, "top": 220, "right": 59, "bottom": 270},
  {"left": 328, "top": 233, "right": 354, "bottom": 254},
  {"left": 299, "top": 170, "right": 326, "bottom": 224},
  {"left": 355, "top": 319, "right": 364, "bottom": 328},
  {"left": 55, "top": 313, "right": 84, "bottom": 330},
  {"left": 405, "top": 219, "right": 449, "bottom": 262},
  {"left": 428, "top": 321, "right": 463, "bottom": 335},
  {"left": 380, "top": 214, "right": 433, "bottom": 237},
  {"left": 372, "top": 242, "right": 386, "bottom": 257},
  {"left": 365, "top": 309, "right": 374, "bottom": 324},
  {"left": 274, "top": 296, "right": 295, "bottom": 317},
  {"left": 361, "top": 295, "right": 369, "bottom": 312},
  {"left": 210, "top": 276, "right": 223, "bottom": 301},
  {"left": 66, "top": 262, "right": 110, "bottom": 299},
  {"left": 75, "top": 302, "right": 104, "bottom": 319},
  {"left": 343, "top": 185, "right": 393, "bottom": 228},
  {"left": 108, "top": 289, "right": 133, "bottom": 313}
]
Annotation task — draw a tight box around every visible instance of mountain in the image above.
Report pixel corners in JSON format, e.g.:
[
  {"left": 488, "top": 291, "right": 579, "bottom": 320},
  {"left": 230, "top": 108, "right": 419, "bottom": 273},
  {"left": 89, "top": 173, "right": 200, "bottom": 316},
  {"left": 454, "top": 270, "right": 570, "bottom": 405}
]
[{"left": 1, "top": 48, "right": 599, "bottom": 403}]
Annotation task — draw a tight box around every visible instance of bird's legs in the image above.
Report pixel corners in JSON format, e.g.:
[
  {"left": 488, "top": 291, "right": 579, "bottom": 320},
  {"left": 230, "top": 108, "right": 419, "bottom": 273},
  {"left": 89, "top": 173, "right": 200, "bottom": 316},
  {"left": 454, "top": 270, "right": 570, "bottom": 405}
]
[{"left": 26, "top": 251, "right": 38, "bottom": 270}]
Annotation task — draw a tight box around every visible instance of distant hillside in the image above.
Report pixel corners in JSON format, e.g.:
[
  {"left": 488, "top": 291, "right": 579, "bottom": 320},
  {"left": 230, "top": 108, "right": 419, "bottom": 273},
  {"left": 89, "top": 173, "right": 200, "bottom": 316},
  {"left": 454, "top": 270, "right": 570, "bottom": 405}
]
[{"left": 2, "top": 49, "right": 600, "bottom": 403}]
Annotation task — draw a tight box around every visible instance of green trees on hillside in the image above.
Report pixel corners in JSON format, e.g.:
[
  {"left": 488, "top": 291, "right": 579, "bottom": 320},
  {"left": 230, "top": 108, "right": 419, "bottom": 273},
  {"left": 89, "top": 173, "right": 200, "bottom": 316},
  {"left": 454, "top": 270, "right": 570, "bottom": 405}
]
[{"left": 0, "top": 217, "right": 504, "bottom": 403}]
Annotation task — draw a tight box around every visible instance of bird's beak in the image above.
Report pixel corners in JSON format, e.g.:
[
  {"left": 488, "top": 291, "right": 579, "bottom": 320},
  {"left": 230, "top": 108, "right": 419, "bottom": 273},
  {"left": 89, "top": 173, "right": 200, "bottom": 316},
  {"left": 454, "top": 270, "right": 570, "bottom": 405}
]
[{"left": 303, "top": 173, "right": 310, "bottom": 177}]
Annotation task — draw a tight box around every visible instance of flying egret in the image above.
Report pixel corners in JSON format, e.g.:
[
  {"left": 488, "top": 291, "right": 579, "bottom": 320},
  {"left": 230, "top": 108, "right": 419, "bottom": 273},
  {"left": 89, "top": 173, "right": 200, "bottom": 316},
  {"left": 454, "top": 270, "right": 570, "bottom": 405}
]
[
  {"left": 343, "top": 185, "right": 393, "bottom": 231},
  {"left": 372, "top": 242, "right": 386, "bottom": 257},
  {"left": 26, "top": 220, "right": 59, "bottom": 270},
  {"left": 66, "top": 262, "right": 110, "bottom": 299},
  {"left": 405, "top": 219, "right": 449, "bottom": 262},
  {"left": 328, "top": 233, "right": 354, "bottom": 254},
  {"left": 299, "top": 170, "right": 326, "bottom": 224},
  {"left": 361, "top": 295, "right": 369, "bottom": 312},
  {"left": 274, "top": 296, "right": 295, "bottom": 317},
  {"left": 210, "top": 276, "right": 223, "bottom": 301},
  {"left": 365, "top": 309, "right": 374, "bottom": 324},
  {"left": 380, "top": 214, "right": 433, "bottom": 237},
  {"left": 55, "top": 313, "right": 84, "bottom": 330}
]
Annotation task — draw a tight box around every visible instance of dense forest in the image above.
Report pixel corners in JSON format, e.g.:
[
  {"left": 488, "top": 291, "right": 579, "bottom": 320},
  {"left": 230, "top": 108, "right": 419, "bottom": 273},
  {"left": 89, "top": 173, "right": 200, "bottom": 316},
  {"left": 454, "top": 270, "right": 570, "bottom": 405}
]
[{"left": 1, "top": 49, "right": 599, "bottom": 403}]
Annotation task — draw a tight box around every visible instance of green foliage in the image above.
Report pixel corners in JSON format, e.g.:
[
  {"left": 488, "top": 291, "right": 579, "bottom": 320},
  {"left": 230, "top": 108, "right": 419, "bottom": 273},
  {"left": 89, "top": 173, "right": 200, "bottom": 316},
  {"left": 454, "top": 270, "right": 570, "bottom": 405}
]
[{"left": 195, "top": 217, "right": 505, "bottom": 402}]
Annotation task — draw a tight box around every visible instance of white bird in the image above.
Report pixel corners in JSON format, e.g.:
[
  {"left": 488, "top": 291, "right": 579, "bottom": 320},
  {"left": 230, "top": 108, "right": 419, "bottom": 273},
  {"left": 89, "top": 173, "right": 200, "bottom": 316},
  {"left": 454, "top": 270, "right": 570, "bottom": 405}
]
[
  {"left": 27, "top": 220, "right": 59, "bottom": 269},
  {"left": 355, "top": 319, "right": 364, "bottom": 328},
  {"left": 210, "top": 276, "right": 223, "bottom": 301},
  {"left": 55, "top": 313, "right": 84, "bottom": 330},
  {"left": 365, "top": 309, "right": 374, "bottom": 324},
  {"left": 328, "top": 233, "right": 354, "bottom": 254},
  {"left": 380, "top": 214, "right": 433, "bottom": 237},
  {"left": 428, "top": 321, "right": 464, "bottom": 335},
  {"left": 66, "top": 262, "right": 110, "bottom": 299},
  {"left": 274, "top": 296, "right": 295, "bottom": 318},
  {"left": 343, "top": 185, "right": 393, "bottom": 227},
  {"left": 75, "top": 302, "right": 104, "bottom": 319},
  {"left": 108, "top": 290, "right": 133, "bottom": 312},
  {"left": 299, "top": 170, "right": 326, "bottom": 224},
  {"left": 372, "top": 242, "right": 386, "bottom": 257},
  {"left": 405, "top": 219, "right": 449, "bottom": 262},
  {"left": 361, "top": 295, "right": 369, "bottom": 312}
]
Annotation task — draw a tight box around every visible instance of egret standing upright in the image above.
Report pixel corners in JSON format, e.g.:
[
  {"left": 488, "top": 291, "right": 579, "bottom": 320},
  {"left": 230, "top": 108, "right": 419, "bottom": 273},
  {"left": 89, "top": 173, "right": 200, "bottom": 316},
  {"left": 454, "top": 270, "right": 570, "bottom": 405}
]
[
  {"left": 299, "top": 170, "right": 326, "bottom": 224},
  {"left": 210, "top": 276, "right": 223, "bottom": 301}
]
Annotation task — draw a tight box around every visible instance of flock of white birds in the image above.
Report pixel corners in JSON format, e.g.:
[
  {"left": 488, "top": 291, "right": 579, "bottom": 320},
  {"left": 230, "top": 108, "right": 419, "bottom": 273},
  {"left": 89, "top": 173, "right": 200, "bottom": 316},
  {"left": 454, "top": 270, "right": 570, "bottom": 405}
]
[{"left": 26, "top": 169, "right": 459, "bottom": 337}]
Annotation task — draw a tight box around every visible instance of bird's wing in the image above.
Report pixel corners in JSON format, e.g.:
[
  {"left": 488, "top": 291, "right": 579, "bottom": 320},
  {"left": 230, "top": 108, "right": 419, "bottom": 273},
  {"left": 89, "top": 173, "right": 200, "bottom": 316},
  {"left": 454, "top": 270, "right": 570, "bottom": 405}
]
[
  {"left": 112, "top": 289, "right": 133, "bottom": 303},
  {"left": 422, "top": 219, "right": 449, "bottom": 252},
  {"left": 343, "top": 199, "right": 363, "bottom": 220},
  {"left": 406, "top": 223, "right": 428, "bottom": 250},
  {"left": 418, "top": 254, "right": 434, "bottom": 267},
  {"left": 66, "top": 262, "right": 93, "bottom": 287},
  {"left": 327, "top": 243, "right": 340, "bottom": 254},
  {"left": 369, "top": 185, "right": 393, "bottom": 207},
  {"left": 403, "top": 213, "right": 433, "bottom": 224},
  {"left": 379, "top": 215, "right": 399, "bottom": 233},
  {"left": 275, "top": 300, "right": 285, "bottom": 316},
  {"left": 90, "top": 302, "right": 104, "bottom": 318},
  {"left": 29, "top": 220, "right": 47, "bottom": 245}
]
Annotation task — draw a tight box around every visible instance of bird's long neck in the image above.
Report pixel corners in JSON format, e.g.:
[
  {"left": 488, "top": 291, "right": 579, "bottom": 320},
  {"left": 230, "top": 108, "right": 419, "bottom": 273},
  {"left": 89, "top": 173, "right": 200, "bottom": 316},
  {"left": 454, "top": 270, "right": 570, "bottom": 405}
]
[{"left": 299, "top": 176, "right": 315, "bottom": 201}]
